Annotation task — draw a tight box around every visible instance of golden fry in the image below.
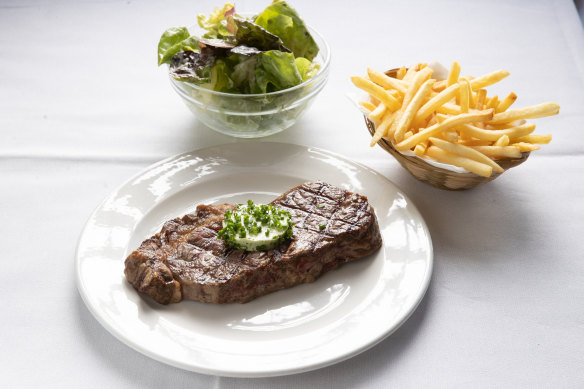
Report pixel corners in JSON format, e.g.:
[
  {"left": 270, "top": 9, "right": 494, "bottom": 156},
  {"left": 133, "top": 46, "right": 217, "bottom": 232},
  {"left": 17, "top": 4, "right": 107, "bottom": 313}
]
[
  {"left": 370, "top": 111, "right": 397, "bottom": 146},
  {"left": 444, "top": 130, "right": 459, "bottom": 142},
  {"left": 413, "top": 83, "right": 459, "bottom": 124},
  {"left": 514, "top": 134, "right": 552, "bottom": 144},
  {"left": 388, "top": 89, "right": 400, "bottom": 99},
  {"left": 496, "top": 92, "right": 517, "bottom": 112},
  {"left": 458, "top": 122, "right": 535, "bottom": 141},
  {"left": 390, "top": 67, "right": 433, "bottom": 141},
  {"left": 435, "top": 113, "right": 448, "bottom": 123},
  {"left": 471, "top": 146, "right": 523, "bottom": 159},
  {"left": 487, "top": 95, "right": 499, "bottom": 110},
  {"left": 368, "top": 102, "right": 387, "bottom": 125},
  {"left": 351, "top": 76, "right": 401, "bottom": 111},
  {"left": 359, "top": 101, "right": 376, "bottom": 112},
  {"left": 432, "top": 80, "right": 448, "bottom": 92},
  {"left": 458, "top": 138, "right": 493, "bottom": 146},
  {"left": 426, "top": 146, "right": 493, "bottom": 177},
  {"left": 489, "top": 102, "right": 560, "bottom": 124},
  {"left": 402, "top": 67, "right": 418, "bottom": 83},
  {"left": 393, "top": 79, "right": 435, "bottom": 142},
  {"left": 468, "top": 88, "right": 476, "bottom": 108},
  {"left": 396, "top": 66, "right": 407, "bottom": 80},
  {"left": 413, "top": 140, "right": 428, "bottom": 157},
  {"left": 512, "top": 142, "right": 540, "bottom": 152},
  {"left": 396, "top": 109, "right": 494, "bottom": 151},
  {"left": 469, "top": 70, "right": 510, "bottom": 90},
  {"left": 367, "top": 68, "right": 408, "bottom": 94},
  {"left": 351, "top": 76, "right": 400, "bottom": 111},
  {"left": 494, "top": 134, "right": 510, "bottom": 146},
  {"left": 427, "top": 113, "right": 438, "bottom": 126},
  {"left": 447, "top": 61, "right": 461, "bottom": 86},
  {"left": 459, "top": 79, "right": 471, "bottom": 113},
  {"left": 475, "top": 89, "right": 487, "bottom": 110},
  {"left": 430, "top": 137, "right": 504, "bottom": 173},
  {"left": 435, "top": 102, "right": 471, "bottom": 116}
]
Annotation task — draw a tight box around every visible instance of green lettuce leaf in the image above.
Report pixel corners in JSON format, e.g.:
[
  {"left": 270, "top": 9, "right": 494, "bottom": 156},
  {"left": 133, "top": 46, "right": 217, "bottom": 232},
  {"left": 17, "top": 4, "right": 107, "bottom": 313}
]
[
  {"left": 203, "top": 59, "right": 236, "bottom": 92},
  {"left": 197, "top": 3, "right": 235, "bottom": 39},
  {"left": 158, "top": 27, "right": 199, "bottom": 66},
  {"left": 254, "top": 1, "right": 319, "bottom": 61},
  {"left": 294, "top": 57, "right": 319, "bottom": 81},
  {"left": 251, "top": 50, "right": 303, "bottom": 93},
  {"left": 227, "top": 55, "right": 257, "bottom": 92}
]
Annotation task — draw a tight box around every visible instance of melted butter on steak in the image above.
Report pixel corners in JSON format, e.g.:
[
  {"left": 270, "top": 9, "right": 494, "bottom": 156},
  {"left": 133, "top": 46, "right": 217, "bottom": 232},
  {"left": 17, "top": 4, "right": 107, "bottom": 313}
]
[{"left": 124, "top": 182, "right": 382, "bottom": 304}]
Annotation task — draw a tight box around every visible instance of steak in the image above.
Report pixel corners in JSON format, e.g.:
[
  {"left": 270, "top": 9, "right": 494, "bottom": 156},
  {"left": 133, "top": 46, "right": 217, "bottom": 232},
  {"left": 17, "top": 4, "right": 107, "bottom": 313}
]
[{"left": 124, "top": 182, "right": 382, "bottom": 304}]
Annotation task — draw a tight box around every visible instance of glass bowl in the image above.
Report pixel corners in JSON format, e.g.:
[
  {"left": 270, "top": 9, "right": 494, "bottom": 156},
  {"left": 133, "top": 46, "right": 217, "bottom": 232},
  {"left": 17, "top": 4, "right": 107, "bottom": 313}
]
[{"left": 169, "top": 25, "right": 330, "bottom": 138}]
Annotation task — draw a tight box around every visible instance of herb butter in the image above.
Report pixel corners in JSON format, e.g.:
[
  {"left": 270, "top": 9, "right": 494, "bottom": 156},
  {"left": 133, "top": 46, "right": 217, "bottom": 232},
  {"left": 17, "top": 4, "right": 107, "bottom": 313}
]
[{"left": 217, "top": 200, "right": 294, "bottom": 251}]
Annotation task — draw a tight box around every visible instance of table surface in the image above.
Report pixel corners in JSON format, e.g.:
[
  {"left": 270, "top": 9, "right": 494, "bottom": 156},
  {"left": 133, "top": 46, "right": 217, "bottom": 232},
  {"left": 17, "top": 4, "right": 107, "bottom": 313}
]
[{"left": 2, "top": 0, "right": 584, "bottom": 387}]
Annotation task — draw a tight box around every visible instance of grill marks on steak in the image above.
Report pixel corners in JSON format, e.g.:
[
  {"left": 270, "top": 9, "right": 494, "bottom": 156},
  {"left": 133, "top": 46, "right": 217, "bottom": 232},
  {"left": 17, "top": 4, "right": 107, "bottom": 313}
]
[{"left": 124, "top": 182, "right": 382, "bottom": 304}]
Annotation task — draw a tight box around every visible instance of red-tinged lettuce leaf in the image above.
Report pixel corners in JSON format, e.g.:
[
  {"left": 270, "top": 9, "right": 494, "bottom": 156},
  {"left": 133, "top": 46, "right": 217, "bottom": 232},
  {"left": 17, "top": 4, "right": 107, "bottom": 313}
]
[
  {"left": 228, "top": 45, "right": 262, "bottom": 57},
  {"left": 189, "top": 38, "right": 238, "bottom": 71},
  {"left": 169, "top": 50, "right": 215, "bottom": 83},
  {"left": 227, "top": 16, "right": 291, "bottom": 53},
  {"left": 198, "top": 37, "right": 236, "bottom": 50}
]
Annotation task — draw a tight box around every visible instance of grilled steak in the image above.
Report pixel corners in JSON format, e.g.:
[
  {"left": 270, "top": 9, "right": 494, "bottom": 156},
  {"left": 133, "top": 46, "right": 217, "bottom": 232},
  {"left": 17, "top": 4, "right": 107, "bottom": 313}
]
[{"left": 124, "top": 182, "right": 382, "bottom": 304}]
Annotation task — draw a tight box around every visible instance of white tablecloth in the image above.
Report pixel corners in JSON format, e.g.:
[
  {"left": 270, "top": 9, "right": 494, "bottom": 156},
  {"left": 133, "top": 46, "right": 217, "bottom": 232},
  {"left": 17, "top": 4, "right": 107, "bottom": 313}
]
[{"left": 2, "top": 0, "right": 584, "bottom": 387}]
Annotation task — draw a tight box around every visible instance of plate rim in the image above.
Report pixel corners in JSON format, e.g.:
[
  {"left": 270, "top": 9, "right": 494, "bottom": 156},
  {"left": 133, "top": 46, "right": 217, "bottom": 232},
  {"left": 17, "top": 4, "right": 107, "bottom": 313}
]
[{"left": 74, "top": 141, "right": 433, "bottom": 377}]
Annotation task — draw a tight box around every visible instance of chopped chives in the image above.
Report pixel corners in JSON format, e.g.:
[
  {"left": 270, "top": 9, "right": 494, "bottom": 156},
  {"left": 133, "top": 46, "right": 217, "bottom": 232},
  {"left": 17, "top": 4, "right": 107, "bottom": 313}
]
[{"left": 217, "top": 201, "right": 294, "bottom": 252}]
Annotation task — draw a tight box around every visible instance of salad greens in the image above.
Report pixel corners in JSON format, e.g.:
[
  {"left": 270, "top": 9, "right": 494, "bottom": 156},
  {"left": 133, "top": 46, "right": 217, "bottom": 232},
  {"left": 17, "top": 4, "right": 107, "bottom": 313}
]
[
  {"left": 197, "top": 2, "right": 235, "bottom": 39},
  {"left": 157, "top": 1, "right": 319, "bottom": 94},
  {"left": 228, "top": 16, "right": 290, "bottom": 53},
  {"left": 157, "top": 27, "right": 198, "bottom": 66},
  {"left": 254, "top": 1, "right": 318, "bottom": 61}
]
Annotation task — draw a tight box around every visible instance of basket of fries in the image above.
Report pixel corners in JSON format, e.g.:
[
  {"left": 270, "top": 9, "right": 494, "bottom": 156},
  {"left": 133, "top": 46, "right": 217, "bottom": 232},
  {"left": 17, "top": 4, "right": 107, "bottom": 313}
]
[{"left": 351, "top": 63, "right": 559, "bottom": 190}]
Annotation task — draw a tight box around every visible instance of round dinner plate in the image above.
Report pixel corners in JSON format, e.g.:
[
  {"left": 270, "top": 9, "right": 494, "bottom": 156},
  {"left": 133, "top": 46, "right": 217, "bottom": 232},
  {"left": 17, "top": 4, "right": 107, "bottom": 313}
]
[{"left": 75, "top": 142, "right": 433, "bottom": 377}]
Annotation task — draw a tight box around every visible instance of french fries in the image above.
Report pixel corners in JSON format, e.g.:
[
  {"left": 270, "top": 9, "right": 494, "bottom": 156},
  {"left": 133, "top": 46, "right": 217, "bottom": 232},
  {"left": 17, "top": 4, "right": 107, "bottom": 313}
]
[
  {"left": 447, "top": 61, "right": 461, "bottom": 86},
  {"left": 351, "top": 62, "right": 560, "bottom": 177},
  {"left": 359, "top": 101, "right": 376, "bottom": 113},
  {"left": 429, "top": 137, "right": 504, "bottom": 173},
  {"left": 497, "top": 92, "right": 517, "bottom": 112},
  {"left": 368, "top": 102, "right": 387, "bottom": 125},
  {"left": 459, "top": 79, "right": 471, "bottom": 113},
  {"left": 396, "top": 109, "right": 494, "bottom": 151},
  {"left": 367, "top": 68, "right": 408, "bottom": 94},
  {"left": 414, "top": 84, "right": 460, "bottom": 124},
  {"left": 426, "top": 146, "right": 493, "bottom": 177},
  {"left": 488, "top": 102, "right": 560, "bottom": 124},
  {"left": 350, "top": 76, "right": 400, "bottom": 111},
  {"left": 393, "top": 78, "right": 435, "bottom": 142},
  {"left": 469, "top": 70, "right": 510, "bottom": 90},
  {"left": 471, "top": 146, "right": 523, "bottom": 159},
  {"left": 458, "top": 122, "right": 536, "bottom": 141}
]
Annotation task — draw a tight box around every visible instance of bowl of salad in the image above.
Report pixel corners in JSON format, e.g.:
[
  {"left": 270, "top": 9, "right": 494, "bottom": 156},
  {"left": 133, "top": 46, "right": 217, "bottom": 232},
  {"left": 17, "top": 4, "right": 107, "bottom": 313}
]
[{"left": 158, "top": 1, "right": 330, "bottom": 138}]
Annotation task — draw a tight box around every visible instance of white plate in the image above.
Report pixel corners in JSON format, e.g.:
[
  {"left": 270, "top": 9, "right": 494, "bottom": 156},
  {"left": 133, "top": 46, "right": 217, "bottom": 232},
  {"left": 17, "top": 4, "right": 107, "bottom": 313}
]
[{"left": 75, "top": 142, "right": 433, "bottom": 377}]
